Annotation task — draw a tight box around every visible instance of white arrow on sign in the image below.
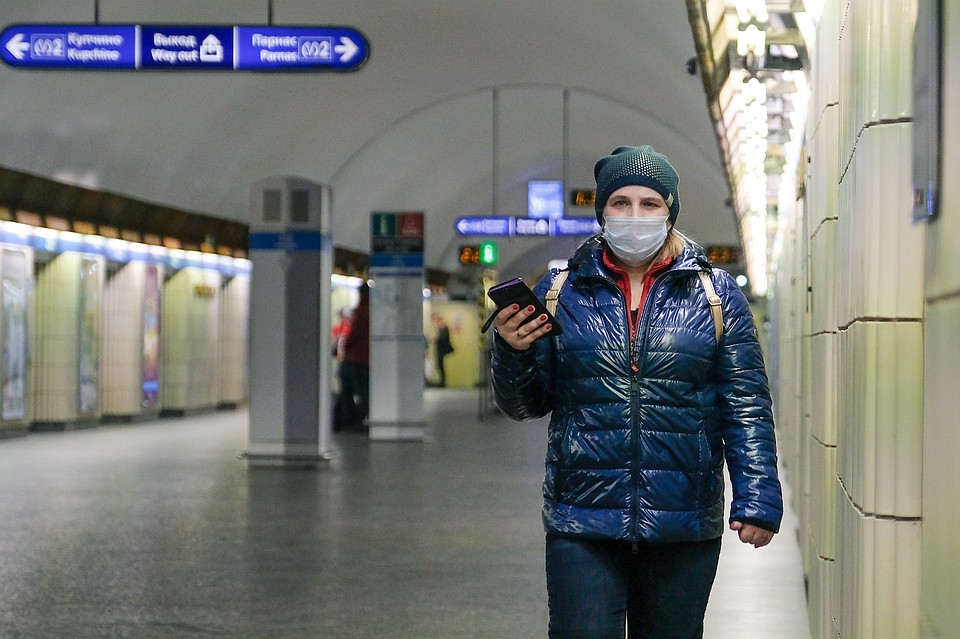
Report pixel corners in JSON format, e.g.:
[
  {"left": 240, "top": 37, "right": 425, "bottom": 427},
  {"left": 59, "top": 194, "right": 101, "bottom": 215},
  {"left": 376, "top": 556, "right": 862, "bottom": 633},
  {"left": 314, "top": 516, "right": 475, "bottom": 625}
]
[
  {"left": 5, "top": 33, "right": 29, "bottom": 61},
  {"left": 334, "top": 36, "right": 359, "bottom": 63}
]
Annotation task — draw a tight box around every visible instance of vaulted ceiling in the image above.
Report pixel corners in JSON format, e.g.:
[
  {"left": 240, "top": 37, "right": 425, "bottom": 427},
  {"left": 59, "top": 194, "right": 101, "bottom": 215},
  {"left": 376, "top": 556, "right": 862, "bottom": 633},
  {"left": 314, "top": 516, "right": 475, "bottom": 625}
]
[{"left": 0, "top": 0, "right": 738, "bottom": 282}]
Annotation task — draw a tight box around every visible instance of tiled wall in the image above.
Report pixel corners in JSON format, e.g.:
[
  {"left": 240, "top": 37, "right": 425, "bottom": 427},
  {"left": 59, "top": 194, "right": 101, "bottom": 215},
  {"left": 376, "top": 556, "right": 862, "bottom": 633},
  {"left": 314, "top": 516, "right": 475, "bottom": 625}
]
[
  {"left": 102, "top": 261, "right": 150, "bottom": 416},
  {"left": 774, "top": 0, "right": 935, "bottom": 637},
  {"left": 920, "top": 1, "right": 960, "bottom": 637},
  {"left": 161, "top": 266, "right": 222, "bottom": 412},
  {"left": 32, "top": 252, "right": 104, "bottom": 424},
  {"left": 219, "top": 274, "right": 249, "bottom": 406}
]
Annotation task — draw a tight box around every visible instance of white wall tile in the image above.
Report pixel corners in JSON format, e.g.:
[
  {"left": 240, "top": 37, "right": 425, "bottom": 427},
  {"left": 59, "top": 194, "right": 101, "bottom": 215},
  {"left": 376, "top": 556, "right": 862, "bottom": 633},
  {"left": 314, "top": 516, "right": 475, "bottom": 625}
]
[
  {"left": 837, "top": 321, "right": 923, "bottom": 518},
  {"left": 873, "top": 321, "right": 922, "bottom": 518},
  {"left": 809, "top": 333, "right": 837, "bottom": 446}
]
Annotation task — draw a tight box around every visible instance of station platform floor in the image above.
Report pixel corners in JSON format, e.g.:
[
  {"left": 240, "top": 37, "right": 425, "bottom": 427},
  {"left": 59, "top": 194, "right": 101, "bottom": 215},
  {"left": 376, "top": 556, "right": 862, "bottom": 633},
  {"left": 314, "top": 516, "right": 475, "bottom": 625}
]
[{"left": 0, "top": 389, "right": 811, "bottom": 638}]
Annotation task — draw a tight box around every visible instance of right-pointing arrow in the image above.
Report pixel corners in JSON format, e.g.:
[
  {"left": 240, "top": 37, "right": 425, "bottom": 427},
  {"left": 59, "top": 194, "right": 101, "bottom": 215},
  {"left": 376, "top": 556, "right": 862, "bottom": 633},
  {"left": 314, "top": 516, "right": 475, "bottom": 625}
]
[
  {"left": 334, "top": 36, "right": 358, "bottom": 63},
  {"left": 5, "top": 33, "right": 29, "bottom": 61}
]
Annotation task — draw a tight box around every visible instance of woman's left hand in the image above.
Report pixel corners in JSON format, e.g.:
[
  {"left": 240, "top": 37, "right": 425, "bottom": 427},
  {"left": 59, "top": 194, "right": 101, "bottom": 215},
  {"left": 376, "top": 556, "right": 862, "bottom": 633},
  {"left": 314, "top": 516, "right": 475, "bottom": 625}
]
[{"left": 729, "top": 521, "right": 775, "bottom": 548}]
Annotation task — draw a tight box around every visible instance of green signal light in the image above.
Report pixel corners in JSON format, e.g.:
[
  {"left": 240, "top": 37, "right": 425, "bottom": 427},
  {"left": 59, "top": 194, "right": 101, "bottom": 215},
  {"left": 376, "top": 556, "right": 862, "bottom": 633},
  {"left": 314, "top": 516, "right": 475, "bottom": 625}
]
[{"left": 479, "top": 241, "right": 498, "bottom": 265}]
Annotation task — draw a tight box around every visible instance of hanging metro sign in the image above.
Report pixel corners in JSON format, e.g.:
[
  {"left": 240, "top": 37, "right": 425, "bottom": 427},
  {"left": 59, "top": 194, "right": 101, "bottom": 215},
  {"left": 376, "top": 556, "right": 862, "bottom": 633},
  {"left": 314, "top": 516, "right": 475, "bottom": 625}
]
[{"left": 0, "top": 24, "right": 369, "bottom": 71}]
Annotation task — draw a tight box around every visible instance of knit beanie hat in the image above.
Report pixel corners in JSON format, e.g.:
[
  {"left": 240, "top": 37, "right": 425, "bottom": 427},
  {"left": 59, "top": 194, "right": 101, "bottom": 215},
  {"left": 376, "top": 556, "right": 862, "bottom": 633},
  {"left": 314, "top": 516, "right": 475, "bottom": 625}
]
[{"left": 593, "top": 145, "right": 680, "bottom": 224}]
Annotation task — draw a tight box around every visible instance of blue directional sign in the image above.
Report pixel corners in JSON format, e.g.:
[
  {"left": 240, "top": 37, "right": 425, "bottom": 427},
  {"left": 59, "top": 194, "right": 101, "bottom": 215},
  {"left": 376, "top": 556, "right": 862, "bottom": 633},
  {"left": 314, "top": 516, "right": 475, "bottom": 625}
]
[
  {"left": 514, "top": 218, "right": 551, "bottom": 236},
  {"left": 552, "top": 217, "right": 601, "bottom": 236},
  {"left": 455, "top": 216, "right": 600, "bottom": 237},
  {"left": 236, "top": 27, "right": 368, "bottom": 71},
  {"left": 455, "top": 217, "right": 513, "bottom": 237},
  {"left": 140, "top": 26, "right": 234, "bottom": 70},
  {"left": 1, "top": 25, "right": 138, "bottom": 69},
  {"left": 1, "top": 23, "right": 369, "bottom": 71}
]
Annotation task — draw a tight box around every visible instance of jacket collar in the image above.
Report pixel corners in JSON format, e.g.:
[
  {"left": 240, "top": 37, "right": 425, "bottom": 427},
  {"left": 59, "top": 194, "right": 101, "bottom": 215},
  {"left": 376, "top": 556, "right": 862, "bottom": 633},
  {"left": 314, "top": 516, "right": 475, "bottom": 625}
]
[{"left": 567, "top": 234, "right": 710, "bottom": 282}]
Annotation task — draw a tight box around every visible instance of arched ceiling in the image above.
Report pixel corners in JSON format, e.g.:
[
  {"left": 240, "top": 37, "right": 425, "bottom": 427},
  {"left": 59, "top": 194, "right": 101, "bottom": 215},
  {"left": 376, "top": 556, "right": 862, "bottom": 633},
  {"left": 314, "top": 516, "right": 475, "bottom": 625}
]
[{"left": 0, "top": 0, "right": 737, "bottom": 281}]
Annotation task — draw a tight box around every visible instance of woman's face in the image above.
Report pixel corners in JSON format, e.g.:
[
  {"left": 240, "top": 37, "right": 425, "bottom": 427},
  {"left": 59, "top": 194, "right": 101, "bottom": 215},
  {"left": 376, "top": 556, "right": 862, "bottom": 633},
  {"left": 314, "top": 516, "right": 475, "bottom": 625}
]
[{"left": 603, "top": 185, "right": 670, "bottom": 220}]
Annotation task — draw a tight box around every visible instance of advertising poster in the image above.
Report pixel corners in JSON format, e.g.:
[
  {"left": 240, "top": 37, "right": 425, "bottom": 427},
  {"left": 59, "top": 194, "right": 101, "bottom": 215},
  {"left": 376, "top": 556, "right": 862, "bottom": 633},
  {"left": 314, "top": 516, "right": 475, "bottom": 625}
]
[
  {"left": 78, "top": 258, "right": 100, "bottom": 415},
  {"left": 1, "top": 250, "right": 27, "bottom": 420},
  {"left": 142, "top": 265, "right": 161, "bottom": 407}
]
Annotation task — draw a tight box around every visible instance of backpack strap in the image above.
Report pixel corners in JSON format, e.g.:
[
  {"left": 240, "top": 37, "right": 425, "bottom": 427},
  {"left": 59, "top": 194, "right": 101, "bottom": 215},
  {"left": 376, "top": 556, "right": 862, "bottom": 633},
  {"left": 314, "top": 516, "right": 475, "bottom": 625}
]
[
  {"left": 697, "top": 271, "right": 723, "bottom": 342},
  {"left": 545, "top": 270, "right": 569, "bottom": 315},
  {"left": 544, "top": 268, "right": 720, "bottom": 340}
]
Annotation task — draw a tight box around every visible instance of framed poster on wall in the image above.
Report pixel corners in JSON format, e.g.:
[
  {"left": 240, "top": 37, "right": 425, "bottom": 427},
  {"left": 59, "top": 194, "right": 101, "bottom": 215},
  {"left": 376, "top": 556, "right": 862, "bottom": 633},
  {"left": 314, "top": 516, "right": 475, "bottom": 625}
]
[
  {"left": 78, "top": 257, "right": 100, "bottom": 416},
  {"left": 1, "top": 249, "right": 27, "bottom": 420},
  {"left": 142, "top": 264, "right": 161, "bottom": 408}
]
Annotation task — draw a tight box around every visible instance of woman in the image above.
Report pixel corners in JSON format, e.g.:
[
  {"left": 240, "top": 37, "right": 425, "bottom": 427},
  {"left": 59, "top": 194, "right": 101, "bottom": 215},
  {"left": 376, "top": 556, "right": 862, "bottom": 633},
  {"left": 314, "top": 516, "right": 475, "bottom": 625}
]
[{"left": 490, "top": 145, "right": 783, "bottom": 638}]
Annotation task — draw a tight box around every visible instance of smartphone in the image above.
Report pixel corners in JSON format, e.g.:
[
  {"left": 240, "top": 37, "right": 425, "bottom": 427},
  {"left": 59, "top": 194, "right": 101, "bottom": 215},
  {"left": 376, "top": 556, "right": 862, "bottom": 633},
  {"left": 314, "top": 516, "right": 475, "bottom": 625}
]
[{"left": 481, "top": 277, "right": 562, "bottom": 336}]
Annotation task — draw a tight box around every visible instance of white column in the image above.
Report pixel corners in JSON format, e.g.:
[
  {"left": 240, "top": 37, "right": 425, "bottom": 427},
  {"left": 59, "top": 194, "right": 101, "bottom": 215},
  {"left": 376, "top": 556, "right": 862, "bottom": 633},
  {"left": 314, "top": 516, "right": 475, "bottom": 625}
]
[
  {"left": 368, "top": 212, "right": 426, "bottom": 441},
  {"left": 245, "top": 177, "right": 333, "bottom": 467}
]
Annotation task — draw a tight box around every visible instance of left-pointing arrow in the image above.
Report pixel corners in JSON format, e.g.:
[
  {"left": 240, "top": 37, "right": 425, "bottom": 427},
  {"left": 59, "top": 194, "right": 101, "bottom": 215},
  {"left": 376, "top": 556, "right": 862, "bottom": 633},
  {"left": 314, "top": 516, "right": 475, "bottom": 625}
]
[
  {"left": 334, "top": 36, "right": 358, "bottom": 63},
  {"left": 5, "top": 33, "right": 29, "bottom": 60}
]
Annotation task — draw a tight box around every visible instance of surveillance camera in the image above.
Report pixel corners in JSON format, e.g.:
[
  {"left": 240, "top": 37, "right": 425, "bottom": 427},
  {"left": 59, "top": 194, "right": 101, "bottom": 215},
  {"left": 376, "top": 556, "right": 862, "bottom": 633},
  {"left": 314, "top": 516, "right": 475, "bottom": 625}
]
[{"left": 686, "top": 57, "right": 697, "bottom": 76}]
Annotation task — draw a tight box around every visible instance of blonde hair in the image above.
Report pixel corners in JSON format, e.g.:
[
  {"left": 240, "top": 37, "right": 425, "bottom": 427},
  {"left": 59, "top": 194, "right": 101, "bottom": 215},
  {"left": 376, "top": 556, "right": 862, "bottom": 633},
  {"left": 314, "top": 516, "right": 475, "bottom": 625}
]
[{"left": 652, "top": 227, "right": 692, "bottom": 264}]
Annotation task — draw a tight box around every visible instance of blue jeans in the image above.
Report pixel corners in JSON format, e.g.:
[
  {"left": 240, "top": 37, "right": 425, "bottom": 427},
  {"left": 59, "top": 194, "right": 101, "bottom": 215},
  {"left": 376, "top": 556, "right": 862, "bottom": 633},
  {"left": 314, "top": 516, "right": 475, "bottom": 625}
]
[{"left": 545, "top": 534, "right": 722, "bottom": 639}]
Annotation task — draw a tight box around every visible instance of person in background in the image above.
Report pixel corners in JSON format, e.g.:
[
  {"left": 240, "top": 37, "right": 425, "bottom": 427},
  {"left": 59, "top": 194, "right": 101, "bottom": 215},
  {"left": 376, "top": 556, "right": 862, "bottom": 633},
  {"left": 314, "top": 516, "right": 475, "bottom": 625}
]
[
  {"left": 334, "top": 283, "right": 370, "bottom": 432},
  {"left": 331, "top": 308, "right": 352, "bottom": 360},
  {"left": 489, "top": 145, "right": 783, "bottom": 638},
  {"left": 431, "top": 313, "right": 454, "bottom": 388}
]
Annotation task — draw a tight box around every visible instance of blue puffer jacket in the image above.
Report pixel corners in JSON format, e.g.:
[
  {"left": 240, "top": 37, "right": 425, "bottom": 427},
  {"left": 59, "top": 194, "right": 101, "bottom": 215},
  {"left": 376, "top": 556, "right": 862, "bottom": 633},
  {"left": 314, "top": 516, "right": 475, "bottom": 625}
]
[{"left": 491, "top": 237, "right": 783, "bottom": 543}]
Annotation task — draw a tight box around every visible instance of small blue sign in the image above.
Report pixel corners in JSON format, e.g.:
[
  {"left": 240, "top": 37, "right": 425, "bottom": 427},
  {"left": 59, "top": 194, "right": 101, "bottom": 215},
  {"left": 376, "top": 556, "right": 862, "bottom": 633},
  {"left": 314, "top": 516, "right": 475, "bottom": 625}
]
[
  {"left": 528, "top": 180, "right": 564, "bottom": 219},
  {"left": 455, "top": 217, "right": 512, "bottom": 236},
  {"left": 370, "top": 253, "right": 424, "bottom": 268},
  {"left": 249, "top": 231, "right": 325, "bottom": 251},
  {"left": 236, "top": 26, "right": 368, "bottom": 71},
  {"left": 140, "top": 26, "right": 233, "bottom": 70},
  {"left": 552, "top": 217, "right": 601, "bottom": 236},
  {"left": 1, "top": 24, "right": 137, "bottom": 69},
  {"left": 514, "top": 218, "right": 551, "bottom": 236}
]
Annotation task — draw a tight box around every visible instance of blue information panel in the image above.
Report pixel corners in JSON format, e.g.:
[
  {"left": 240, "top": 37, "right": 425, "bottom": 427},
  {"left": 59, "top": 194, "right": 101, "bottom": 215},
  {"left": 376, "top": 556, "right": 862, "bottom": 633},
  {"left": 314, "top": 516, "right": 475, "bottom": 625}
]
[
  {"left": 1, "top": 23, "right": 369, "bottom": 71},
  {"left": 249, "top": 231, "right": 325, "bottom": 251},
  {"left": 236, "top": 26, "right": 368, "bottom": 70},
  {"left": 455, "top": 217, "right": 512, "bottom": 236},
  {"left": 552, "top": 217, "right": 601, "bottom": 236},
  {"left": 1, "top": 25, "right": 137, "bottom": 69},
  {"left": 140, "top": 25, "right": 234, "bottom": 70},
  {"left": 455, "top": 216, "right": 599, "bottom": 237}
]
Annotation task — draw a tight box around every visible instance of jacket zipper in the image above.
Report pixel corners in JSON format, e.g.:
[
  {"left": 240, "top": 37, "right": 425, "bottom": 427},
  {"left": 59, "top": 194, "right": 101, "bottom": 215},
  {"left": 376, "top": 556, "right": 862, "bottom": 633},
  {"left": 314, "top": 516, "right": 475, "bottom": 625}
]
[{"left": 629, "top": 269, "right": 693, "bottom": 544}]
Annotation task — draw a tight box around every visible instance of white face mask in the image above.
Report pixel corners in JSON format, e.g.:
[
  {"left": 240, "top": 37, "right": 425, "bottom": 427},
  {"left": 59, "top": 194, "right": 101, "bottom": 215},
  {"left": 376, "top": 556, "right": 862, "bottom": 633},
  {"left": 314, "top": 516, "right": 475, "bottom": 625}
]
[{"left": 602, "top": 215, "right": 669, "bottom": 267}]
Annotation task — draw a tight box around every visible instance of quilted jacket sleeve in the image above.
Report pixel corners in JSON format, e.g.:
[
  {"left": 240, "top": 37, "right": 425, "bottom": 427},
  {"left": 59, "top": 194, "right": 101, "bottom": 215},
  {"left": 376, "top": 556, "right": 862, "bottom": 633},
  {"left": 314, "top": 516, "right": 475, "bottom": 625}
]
[
  {"left": 489, "top": 276, "right": 556, "bottom": 421},
  {"left": 713, "top": 269, "right": 784, "bottom": 533}
]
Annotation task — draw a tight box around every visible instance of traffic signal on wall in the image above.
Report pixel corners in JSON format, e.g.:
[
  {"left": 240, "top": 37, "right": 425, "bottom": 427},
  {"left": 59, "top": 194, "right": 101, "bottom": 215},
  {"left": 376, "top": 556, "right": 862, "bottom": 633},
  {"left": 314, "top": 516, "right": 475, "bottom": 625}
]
[{"left": 459, "top": 242, "right": 498, "bottom": 266}]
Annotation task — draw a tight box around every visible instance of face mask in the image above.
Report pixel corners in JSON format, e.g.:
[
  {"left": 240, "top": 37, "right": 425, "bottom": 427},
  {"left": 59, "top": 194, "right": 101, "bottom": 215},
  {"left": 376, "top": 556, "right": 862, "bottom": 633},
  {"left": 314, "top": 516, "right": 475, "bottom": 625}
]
[{"left": 602, "top": 215, "right": 669, "bottom": 267}]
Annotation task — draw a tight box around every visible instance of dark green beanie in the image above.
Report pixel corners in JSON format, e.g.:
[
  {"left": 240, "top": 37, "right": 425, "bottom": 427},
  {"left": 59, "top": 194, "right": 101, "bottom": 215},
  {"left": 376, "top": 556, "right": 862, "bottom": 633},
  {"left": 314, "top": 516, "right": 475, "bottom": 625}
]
[{"left": 593, "top": 145, "right": 680, "bottom": 224}]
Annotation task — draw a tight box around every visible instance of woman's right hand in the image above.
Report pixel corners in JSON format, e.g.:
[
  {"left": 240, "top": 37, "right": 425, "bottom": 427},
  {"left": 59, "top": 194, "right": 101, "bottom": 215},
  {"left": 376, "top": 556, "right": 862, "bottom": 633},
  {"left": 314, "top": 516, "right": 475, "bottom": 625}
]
[{"left": 494, "top": 304, "right": 553, "bottom": 350}]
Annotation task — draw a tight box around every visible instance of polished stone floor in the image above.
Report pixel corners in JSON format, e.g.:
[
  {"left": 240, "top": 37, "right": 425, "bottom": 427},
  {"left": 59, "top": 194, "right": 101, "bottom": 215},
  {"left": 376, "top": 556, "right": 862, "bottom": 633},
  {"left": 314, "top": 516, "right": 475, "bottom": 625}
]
[{"left": 0, "top": 390, "right": 810, "bottom": 638}]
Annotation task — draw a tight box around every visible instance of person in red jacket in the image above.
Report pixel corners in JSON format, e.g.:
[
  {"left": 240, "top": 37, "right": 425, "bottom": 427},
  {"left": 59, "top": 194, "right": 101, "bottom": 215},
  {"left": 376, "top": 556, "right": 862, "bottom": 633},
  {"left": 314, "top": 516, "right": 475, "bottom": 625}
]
[{"left": 334, "top": 283, "right": 370, "bottom": 432}]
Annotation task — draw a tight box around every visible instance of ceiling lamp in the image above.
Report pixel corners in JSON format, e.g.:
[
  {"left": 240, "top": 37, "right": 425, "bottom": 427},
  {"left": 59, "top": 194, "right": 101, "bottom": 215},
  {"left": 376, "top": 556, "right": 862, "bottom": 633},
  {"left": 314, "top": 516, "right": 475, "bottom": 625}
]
[{"left": 686, "top": 0, "right": 822, "bottom": 297}]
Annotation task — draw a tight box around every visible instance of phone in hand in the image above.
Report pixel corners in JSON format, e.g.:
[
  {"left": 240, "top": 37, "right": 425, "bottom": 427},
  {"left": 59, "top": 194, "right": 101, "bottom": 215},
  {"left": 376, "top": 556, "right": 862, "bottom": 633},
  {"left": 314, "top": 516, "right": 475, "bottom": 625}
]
[{"left": 481, "top": 277, "right": 562, "bottom": 336}]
